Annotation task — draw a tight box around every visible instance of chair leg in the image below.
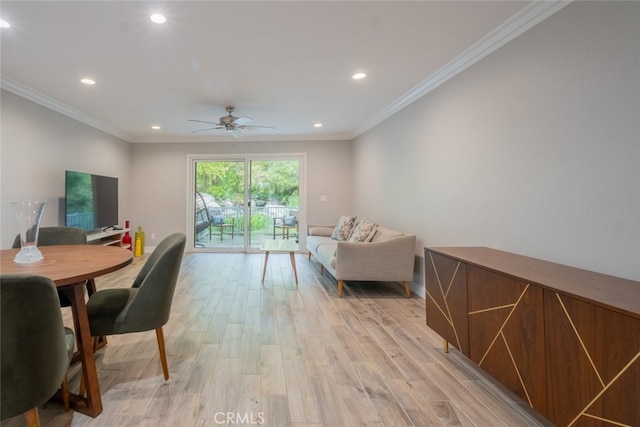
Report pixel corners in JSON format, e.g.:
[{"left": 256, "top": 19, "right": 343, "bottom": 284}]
[
  {"left": 403, "top": 281, "right": 411, "bottom": 298},
  {"left": 61, "top": 375, "right": 70, "bottom": 411},
  {"left": 155, "top": 327, "right": 170, "bottom": 380},
  {"left": 338, "top": 280, "right": 344, "bottom": 298},
  {"left": 24, "top": 407, "right": 40, "bottom": 427}
]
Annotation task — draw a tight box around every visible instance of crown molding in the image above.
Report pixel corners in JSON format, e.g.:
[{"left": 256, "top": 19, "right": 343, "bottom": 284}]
[
  {"left": 2, "top": 1, "right": 571, "bottom": 144},
  {"left": 0, "top": 75, "right": 131, "bottom": 141},
  {"left": 353, "top": 0, "right": 572, "bottom": 138},
  {"left": 130, "top": 132, "right": 352, "bottom": 144}
]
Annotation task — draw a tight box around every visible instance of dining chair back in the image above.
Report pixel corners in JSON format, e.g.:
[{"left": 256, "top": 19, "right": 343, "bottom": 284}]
[
  {"left": 13, "top": 226, "right": 90, "bottom": 307},
  {"left": 11, "top": 226, "right": 87, "bottom": 249},
  {"left": 1, "top": 274, "right": 75, "bottom": 425},
  {"left": 86, "top": 232, "right": 186, "bottom": 380}
]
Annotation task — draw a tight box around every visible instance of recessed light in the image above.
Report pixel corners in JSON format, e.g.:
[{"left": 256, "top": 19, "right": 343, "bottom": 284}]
[
  {"left": 80, "top": 78, "right": 96, "bottom": 85},
  {"left": 0, "top": 19, "right": 10, "bottom": 28},
  {"left": 151, "top": 125, "right": 161, "bottom": 130},
  {"left": 314, "top": 123, "right": 323, "bottom": 128},
  {"left": 150, "top": 13, "right": 166, "bottom": 24},
  {"left": 352, "top": 72, "right": 367, "bottom": 80}
]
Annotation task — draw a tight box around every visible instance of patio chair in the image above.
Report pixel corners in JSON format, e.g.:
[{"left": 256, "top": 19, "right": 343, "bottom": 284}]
[
  {"left": 273, "top": 213, "right": 298, "bottom": 239},
  {"left": 210, "top": 215, "right": 235, "bottom": 240}
]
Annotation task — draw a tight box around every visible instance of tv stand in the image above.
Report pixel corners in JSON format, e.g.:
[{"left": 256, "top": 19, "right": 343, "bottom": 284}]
[{"left": 87, "top": 227, "right": 130, "bottom": 248}]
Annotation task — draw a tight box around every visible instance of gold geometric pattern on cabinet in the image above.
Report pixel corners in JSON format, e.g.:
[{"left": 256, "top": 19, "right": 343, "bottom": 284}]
[
  {"left": 544, "top": 291, "right": 640, "bottom": 427},
  {"left": 425, "top": 251, "right": 469, "bottom": 356},
  {"left": 467, "top": 266, "right": 547, "bottom": 414}
]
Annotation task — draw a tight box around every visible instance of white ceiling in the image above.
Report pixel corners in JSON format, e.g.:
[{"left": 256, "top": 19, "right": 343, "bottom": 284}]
[{"left": 0, "top": 1, "right": 567, "bottom": 143}]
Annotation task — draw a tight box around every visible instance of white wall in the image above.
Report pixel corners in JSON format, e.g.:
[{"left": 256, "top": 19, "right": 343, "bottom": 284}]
[
  {"left": 352, "top": 1, "right": 640, "bottom": 291},
  {"left": 0, "top": 90, "right": 132, "bottom": 247},
  {"left": 129, "top": 139, "right": 352, "bottom": 246}
]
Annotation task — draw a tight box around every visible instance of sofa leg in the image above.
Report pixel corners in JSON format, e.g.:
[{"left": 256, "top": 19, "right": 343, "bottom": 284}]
[
  {"left": 338, "top": 280, "right": 344, "bottom": 298},
  {"left": 403, "top": 281, "right": 411, "bottom": 298},
  {"left": 308, "top": 252, "right": 311, "bottom": 261}
]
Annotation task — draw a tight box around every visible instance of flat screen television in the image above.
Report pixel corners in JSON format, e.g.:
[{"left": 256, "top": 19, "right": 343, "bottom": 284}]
[{"left": 65, "top": 170, "right": 119, "bottom": 232}]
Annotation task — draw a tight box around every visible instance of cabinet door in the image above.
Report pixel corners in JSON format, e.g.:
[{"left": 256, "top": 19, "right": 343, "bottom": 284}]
[
  {"left": 467, "top": 266, "right": 547, "bottom": 415},
  {"left": 545, "top": 291, "right": 640, "bottom": 427},
  {"left": 425, "top": 251, "right": 469, "bottom": 356}
]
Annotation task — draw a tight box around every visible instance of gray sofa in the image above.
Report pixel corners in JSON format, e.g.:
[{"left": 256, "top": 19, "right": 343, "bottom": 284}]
[{"left": 306, "top": 223, "right": 416, "bottom": 297}]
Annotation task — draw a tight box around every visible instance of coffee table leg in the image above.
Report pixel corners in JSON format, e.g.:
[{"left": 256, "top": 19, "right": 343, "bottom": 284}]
[
  {"left": 289, "top": 251, "right": 298, "bottom": 286},
  {"left": 261, "top": 251, "right": 269, "bottom": 284}
]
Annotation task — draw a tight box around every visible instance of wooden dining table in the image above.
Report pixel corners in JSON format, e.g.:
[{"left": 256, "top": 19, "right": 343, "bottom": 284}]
[{"left": 0, "top": 244, "right": 133, "bottom": 417}]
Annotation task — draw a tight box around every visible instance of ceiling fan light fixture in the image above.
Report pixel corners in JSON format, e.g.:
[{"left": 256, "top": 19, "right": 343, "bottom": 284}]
[{"left": 189, "top": 106, "right": 275, "bottom": 136}]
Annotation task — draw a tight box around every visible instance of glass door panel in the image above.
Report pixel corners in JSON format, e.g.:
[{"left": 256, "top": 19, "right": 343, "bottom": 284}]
[
  {"left": 194, "top": 160, "right": 245, "bottom": 250},
  {"left": 191, "top": 156, "right": 302, "bottom": 252},
  {"left": 248, "top": 160, "right": 300, "bottom": 249}
]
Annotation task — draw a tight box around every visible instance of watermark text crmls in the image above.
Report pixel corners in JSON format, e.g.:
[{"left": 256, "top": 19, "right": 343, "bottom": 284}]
[{"left": 213, "top": 412, "right": 265, "bottom": 425}]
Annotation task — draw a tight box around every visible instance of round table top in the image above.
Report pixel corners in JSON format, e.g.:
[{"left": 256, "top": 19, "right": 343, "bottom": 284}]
[{"left": 1, "top": 244, "right": 133, "bottom": 286}]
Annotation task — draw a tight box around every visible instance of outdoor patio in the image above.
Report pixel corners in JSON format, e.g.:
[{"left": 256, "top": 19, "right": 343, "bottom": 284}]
[{"left": 194, "top": 205, "right": 298, "bottom": 250}]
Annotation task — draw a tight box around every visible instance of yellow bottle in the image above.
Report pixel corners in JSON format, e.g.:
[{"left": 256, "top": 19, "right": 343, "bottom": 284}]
[
  {"left": 134, "top": 236, "right": 142, "bottom": 257},
  {"left": 134, "top": 226, "right": 145, "bottom": 255}
]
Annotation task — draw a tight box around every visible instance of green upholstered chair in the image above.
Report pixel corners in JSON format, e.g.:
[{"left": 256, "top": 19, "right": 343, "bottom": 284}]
[
  {"left": 11, "top": 226, "right": 87, "bottom": 249},
  {"left": 1, "top": 274, "right": 75, "bottom": 426},
  {"left": 12, "top": 226, "right": 89, "bottom": 307},
  {"left": 86, "top": 232, "right": 186, "bottom": 380}
]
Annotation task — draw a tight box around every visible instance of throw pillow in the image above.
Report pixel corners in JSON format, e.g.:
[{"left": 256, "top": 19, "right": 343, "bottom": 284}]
[
  {"left": 331, "top": 215, "right": 357, "bottom": 241},
  {"left": 370, "top": 226, "right": 404, "bottom": 243},
  {"left": 283, "top": 215, "right": 297, "bottom": 226},
  {"left": 348, "top": 219, "right": 377, "bottom": 242}
]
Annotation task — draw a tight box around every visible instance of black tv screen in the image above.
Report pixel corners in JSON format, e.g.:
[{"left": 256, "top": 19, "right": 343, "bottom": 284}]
[{"left": 65, "top": 170, "right": 119, "bottom": 232}]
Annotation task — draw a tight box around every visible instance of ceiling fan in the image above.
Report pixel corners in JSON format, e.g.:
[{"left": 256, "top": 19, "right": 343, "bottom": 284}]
[{"left": 189, "top": 107, "right": 275, "bottom": 138}]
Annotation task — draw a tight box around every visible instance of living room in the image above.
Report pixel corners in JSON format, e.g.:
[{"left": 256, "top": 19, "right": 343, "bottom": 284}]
[
  {"left": 2, "top": 1, "right": 638, "bottom": 286},
  {"left": 1, "top": 2, "right": 638, "bottom": 425}
]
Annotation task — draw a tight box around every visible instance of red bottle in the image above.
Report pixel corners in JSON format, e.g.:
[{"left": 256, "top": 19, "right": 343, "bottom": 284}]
[{"left": 122, "top": 220, "right": 132, "bottom": 250}]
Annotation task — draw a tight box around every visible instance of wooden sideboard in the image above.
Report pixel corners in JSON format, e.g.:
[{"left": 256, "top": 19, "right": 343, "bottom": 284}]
[{"left": 424, "top": 247, "right": 639, "bottom": 426}]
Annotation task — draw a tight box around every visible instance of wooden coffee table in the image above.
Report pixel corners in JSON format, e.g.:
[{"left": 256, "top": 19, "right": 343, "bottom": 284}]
[{"left": 260, "top": 239, "right": 299, "bottom": 286}]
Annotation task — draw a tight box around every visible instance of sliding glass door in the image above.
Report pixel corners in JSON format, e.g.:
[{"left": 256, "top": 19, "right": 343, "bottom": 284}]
[{"left": 189, "top": 155, "right": 303, "bottom": 252}]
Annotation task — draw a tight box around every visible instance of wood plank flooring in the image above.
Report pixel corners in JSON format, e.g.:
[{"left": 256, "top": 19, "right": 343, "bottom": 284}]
[{"left": 1, "top": 252, "right": 552, "bottom": 427}]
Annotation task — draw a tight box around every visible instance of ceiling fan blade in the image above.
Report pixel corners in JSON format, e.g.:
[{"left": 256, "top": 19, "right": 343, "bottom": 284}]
[
  {"left": 192, "top": 127, "right": 223, "bottom": 133},
  {"left": 233, "top": 116, "right": 253, "bottom": 126},
  {"left": 188, "top": 119, "right": 221, "bottom": 125},
  {"left": 239, "top": 125, "right": 276, "bottom": 130}
]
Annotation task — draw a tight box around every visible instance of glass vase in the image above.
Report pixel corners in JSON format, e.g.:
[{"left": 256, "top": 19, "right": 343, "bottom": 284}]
[{"left": 11, "top": 201, "right": 47, "bottom": 263}]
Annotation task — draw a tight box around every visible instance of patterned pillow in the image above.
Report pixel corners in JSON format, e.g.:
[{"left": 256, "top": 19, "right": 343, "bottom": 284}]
[
  {"left": 348, "top": 219, "right": 377, "bottom": 243},
  {"left": 331, "top": 215, "right": 357, "bottom": 241}
]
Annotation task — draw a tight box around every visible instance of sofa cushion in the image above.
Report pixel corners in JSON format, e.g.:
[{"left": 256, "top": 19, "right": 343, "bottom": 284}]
[
  {"left": 348, "top": 219, "right": 377, "bottom": 243},
  {"left": 370, "top": 226, "right": 404, "bottom": 242},
  {"left": 316, "top": 244, "right": 338, "bottom": 269},
  {"left": 306, "top": 235, "right": 336, "bottom": 253},
  {"left": 331, "top": 215, "right": 357, "bottom": 241},
  {"left": 308, "top": 226, "right": 333, "bottom": 237}
]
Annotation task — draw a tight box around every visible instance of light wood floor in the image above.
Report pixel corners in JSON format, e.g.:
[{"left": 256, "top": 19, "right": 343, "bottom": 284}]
[{"left": 2, "top": 252, "right": 551, "bottom": 427}]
